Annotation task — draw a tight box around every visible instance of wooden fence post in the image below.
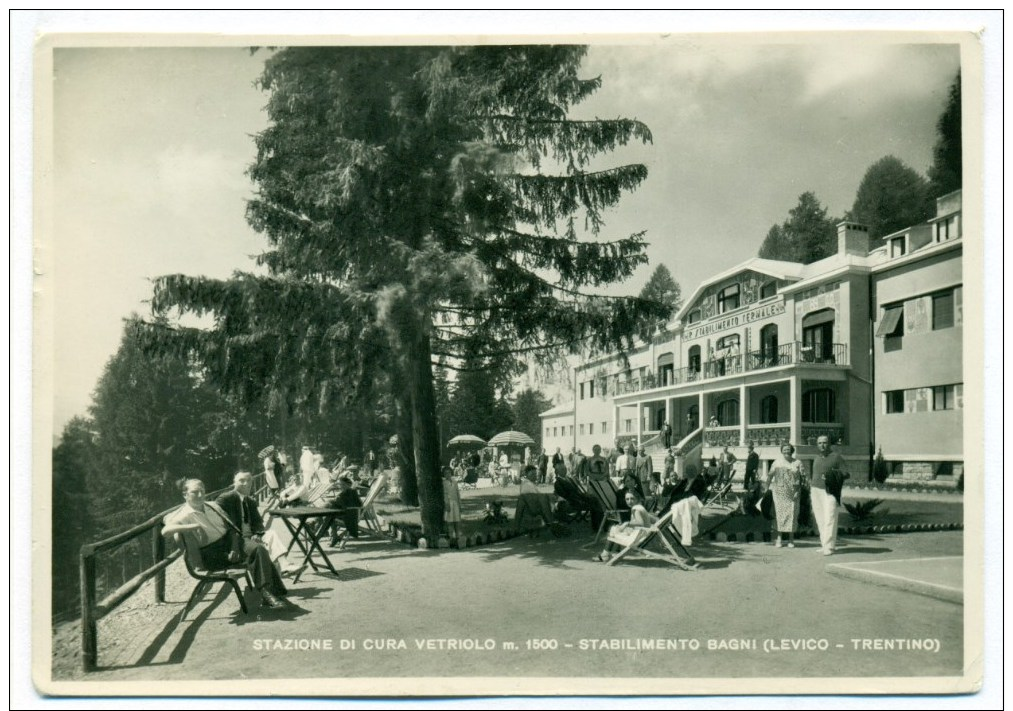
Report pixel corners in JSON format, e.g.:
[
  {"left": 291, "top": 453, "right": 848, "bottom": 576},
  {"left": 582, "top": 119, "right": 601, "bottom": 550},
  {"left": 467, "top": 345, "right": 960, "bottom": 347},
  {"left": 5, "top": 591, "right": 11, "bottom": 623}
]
[
  {"left": 152, "top": 526, "right": 166, "bottom": 604},
  {"left": 79, "top": 547, "right": 97, "bottom": 672}
]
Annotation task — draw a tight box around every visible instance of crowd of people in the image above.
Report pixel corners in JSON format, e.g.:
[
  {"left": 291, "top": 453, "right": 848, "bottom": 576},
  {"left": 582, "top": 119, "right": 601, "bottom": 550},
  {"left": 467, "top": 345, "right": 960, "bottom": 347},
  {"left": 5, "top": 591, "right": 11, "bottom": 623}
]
[{"left": 163, "top": 434, "right": 850, "bottom": 611}]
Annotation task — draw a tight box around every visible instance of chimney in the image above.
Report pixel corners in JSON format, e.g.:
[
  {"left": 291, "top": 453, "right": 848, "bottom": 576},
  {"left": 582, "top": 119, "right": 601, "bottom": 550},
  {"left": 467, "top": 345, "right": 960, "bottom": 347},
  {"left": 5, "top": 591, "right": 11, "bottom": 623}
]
[{"left": 837, "top": 221, "right": 870, "bottom": 257}]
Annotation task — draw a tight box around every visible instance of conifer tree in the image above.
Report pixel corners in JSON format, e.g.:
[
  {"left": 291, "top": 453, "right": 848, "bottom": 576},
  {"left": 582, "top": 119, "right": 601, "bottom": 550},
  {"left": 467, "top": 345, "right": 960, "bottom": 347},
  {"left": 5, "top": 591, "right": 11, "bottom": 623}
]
[{"left": 144, "top": 46, "right": 664, "bottom": 537}]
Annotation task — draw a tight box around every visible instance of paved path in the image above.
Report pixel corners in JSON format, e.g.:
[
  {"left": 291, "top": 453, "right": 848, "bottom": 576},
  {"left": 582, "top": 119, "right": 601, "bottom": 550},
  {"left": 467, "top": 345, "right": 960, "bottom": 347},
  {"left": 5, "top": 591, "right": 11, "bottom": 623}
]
[
  {"left": 827, "top": 556, "right": 963, "bottom": 603},
  {"left": 49, "top": 526, "right": 966, "bottom": 692}
]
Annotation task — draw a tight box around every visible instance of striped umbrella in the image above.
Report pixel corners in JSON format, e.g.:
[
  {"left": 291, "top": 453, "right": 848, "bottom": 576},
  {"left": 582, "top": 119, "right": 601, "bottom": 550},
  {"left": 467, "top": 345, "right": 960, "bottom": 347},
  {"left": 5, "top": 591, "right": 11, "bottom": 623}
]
[
  {"left": 447, "top": 434, "right": 487, "bottom": 447},
  {"left": 487, "top": 430, "right": 535, "bottom": 447}
]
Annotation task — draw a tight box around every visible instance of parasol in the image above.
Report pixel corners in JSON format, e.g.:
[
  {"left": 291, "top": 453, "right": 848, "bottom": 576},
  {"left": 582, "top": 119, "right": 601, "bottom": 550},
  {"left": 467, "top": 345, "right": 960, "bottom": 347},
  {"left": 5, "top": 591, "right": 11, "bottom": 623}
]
[
  {"left": 487, "top": 430, "right": 535, "bottom": 447},
  {"left": 447, "top": 434, "right": 487, "bottom": 447},
  {"left": 257, "top": 444, "right": 276, "bottom": 459}
]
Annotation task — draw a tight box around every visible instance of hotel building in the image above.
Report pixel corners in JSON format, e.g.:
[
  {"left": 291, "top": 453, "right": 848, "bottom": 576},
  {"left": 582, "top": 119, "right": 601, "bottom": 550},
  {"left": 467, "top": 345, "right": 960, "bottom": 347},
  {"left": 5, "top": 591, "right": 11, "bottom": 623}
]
[{"left": 542, "top": 191, "right": 964, "bottom": 484}]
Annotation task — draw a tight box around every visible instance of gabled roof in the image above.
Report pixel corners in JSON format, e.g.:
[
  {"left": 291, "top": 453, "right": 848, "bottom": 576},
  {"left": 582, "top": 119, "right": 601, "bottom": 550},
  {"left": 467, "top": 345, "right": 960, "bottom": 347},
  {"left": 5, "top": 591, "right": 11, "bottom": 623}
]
[{"left": 675, "top": 258, "right": 805, "bottom": 321}]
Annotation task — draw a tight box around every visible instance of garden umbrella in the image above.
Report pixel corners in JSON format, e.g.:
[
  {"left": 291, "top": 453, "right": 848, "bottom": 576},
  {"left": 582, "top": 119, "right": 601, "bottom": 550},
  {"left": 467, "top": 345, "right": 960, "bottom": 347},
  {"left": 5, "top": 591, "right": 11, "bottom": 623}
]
[
  {"left": 487, "top": 430, "right": 535, "bottom": 447},
  {"left": 447, "top": 434, "right": 486, "bottom": 447}
]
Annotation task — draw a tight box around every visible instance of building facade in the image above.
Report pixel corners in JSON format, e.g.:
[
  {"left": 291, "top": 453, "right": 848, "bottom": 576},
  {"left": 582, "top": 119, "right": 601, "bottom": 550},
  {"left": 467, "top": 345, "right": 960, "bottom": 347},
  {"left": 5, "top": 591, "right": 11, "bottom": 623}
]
[
  {"left": 871, "top": 190, "right": 964, "bottom": 482},
  {"left": 542, "top": 191, "right": 964, "bottom": 484}
]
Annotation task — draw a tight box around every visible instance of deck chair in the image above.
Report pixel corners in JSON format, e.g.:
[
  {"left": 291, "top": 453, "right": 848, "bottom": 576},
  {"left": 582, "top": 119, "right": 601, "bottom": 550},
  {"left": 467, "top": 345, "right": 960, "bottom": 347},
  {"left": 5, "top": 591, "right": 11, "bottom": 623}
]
[
  {"left": 174, "top": 533, "right": 252, "bottom": 621},
  {"left": 604, "top": 508, "right": 699, "bottom": 571},
  {"left": 586, "top": 478, "right": 630, "bottom": 543},
  {"left": 552, "top": 478, "right": 593, "bottom": 526},
  {"left": 324, "top": 472, "right": 389, "bottom": 547}
]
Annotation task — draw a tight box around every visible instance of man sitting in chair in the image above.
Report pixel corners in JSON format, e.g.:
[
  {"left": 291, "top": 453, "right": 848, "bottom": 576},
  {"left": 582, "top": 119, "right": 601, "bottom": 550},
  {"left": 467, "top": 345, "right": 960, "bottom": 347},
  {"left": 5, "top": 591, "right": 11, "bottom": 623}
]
[
  {"left": 216, "top": 471, "right": 295, "bottom": 574},
  {"left": 323, "top": 474, "right": 362, "bottom": 546},
  {"left": 163, "top": 478, "right": 289, "bottom": 609}
]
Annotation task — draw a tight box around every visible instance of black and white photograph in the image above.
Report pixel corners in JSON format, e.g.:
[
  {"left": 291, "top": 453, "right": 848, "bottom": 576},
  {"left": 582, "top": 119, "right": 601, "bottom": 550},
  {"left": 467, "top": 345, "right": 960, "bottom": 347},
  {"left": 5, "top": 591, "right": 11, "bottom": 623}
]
[{"left": 19, "top": 12, "right": 998, "bottom": 704}]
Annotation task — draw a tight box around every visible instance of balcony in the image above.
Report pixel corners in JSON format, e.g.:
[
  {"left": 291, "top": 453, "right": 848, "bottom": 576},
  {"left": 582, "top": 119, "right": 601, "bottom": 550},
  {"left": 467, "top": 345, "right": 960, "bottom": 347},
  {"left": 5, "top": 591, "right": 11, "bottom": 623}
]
[{"left": 611, "top": 342, "right": 849, "bottom": 396}]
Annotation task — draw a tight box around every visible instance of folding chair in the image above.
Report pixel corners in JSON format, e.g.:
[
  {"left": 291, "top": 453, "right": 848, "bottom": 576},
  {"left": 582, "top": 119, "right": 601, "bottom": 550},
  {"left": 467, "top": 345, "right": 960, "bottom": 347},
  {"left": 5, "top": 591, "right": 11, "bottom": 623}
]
[
  {"left": 586, "top": 478, "right": 630, "bottom": 543},
  {"left": 605, "top": 508, "right": 699, "bottom": 571},
  {"left": 173, "top": 533, "right": 253, "bottom": 622}
]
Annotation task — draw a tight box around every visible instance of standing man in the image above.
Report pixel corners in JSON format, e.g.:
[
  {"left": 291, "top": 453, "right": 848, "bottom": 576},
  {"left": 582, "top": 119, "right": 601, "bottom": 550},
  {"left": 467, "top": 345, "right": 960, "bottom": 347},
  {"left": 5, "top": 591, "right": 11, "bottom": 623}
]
[
  {"left": 744, "top": 443, "right": 760, "bottom": 491},
  {"left": 586, "top": 444, "right": 609, "bottom": 481},
  {"left": 663, "top": 447, "right": 676, "bottom": 484},
  {"left": 299, "top": 445, "right": 315, "bottom": 483},
  {"left": 635, "top": 445, "right": 654, "bottom": 496},
  {"left": 536, "top": 448, "right": 549, "bottom": 484},
  {"left": 551, "top": 447, "right": 566, "bottom": 480},
  {"left": 719, "top": 446, "right": 737, "bottom": 487},
  {"left": 811, "top": 436, "right": 850, "bottom": 556},
  {"left": 662, "top": 419, "right": 672, "bottom": 448}
]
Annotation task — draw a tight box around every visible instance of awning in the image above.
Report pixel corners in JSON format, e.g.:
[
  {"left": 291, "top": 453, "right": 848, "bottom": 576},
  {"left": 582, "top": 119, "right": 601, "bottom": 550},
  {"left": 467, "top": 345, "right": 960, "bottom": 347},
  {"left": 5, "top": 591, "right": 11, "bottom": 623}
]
[
  {"left": 875, "top": 305, "right": 903, "bottom": 337},
  {"left": 802, "top": 308, "right": 836, "bottom": 328}
]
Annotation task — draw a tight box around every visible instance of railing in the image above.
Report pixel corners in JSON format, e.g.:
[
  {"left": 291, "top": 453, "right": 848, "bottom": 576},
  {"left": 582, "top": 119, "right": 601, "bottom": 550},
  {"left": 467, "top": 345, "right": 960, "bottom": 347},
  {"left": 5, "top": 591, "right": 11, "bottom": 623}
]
[
  {"left": 609, "top": 342, "right": 849, "bottom": 397},
  {"left": 672, "top": 427, "right": 703, "bottom": 480},
  {"left": 79, "top": 473, "right": 269, "bottom": 672},
  {"left": 703, "top": 426, "right": 741, "bottom": 448},
  {"left": 801, "top": 423, "right": 847, "bottom": 446},
  {"left": 745, "top": 424, "right": 792, "bottom": 447}
]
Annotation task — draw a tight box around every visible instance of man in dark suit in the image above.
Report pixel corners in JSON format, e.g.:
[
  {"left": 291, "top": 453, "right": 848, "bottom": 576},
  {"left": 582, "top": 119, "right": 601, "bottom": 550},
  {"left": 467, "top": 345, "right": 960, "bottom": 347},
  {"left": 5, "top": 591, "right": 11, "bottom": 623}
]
[
  {"left": 216, "top": 471, "right": 294, "bottom": 576},
  {"left": 536, "top": 449, "right": 549, "bottom": 484}
]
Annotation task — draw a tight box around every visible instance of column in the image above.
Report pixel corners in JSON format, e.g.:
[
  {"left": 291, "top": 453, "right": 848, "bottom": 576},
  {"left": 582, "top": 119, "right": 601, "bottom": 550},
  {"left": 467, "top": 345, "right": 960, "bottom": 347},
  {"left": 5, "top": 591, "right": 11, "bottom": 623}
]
[
  {"left": 612, "top": 404, "right": 619, "bottom": 447},
  {"left": 636, "top": 401, "right": 643, "bottom": 446},
  {"left": 790, "top": 376, "right": 802, "bottom": 446},
  {"left": 739, "top": 383, "right": 748, "bottom": 447},
  {"left": 698, "top": 391, "right": 706, "bottom": 430}
]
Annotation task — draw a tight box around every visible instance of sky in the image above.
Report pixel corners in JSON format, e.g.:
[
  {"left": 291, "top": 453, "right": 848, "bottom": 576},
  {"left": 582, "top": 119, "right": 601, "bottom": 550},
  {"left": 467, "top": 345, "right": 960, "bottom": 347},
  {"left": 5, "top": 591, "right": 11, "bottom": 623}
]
[{"left": 47, "top": 38, "right": 960, "bottom": 433}]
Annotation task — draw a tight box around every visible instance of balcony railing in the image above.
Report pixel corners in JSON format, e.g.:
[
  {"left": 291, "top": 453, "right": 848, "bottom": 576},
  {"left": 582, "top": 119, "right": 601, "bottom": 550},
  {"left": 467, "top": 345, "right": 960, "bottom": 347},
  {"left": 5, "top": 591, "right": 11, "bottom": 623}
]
[
  {"left": 610, "top": 342, "right": 849, "bottom": 396},
  {"left": 745, "top": 423, "right": 792, "bottom": 447},
  {"left": 801, "top": 423, "right": 847, "bottom": 446},
  {"left": 703, "top": 425, "right": 741, "bottom": 448}
]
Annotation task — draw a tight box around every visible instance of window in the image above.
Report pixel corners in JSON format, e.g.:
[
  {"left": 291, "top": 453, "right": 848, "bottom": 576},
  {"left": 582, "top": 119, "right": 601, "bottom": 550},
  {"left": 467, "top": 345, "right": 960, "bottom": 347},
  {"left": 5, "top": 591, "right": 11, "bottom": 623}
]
[
  {"left": 877, "top": 304, "right": 904, "bottom": 351},
  {"left": 890, "top": 236, "right": 907, "bottom": 258},
  {"left": 802, "top": 309, "right": 835, "bottom": 362},
  {"left": 760, "top": 395, "right": 779, "bottom": 424},
  {"left": 884, "top": 390, "right": 904, "bottom": 414},
  {"left": 716, "top": 334, "right": 740, "bottom": 351},
  {"left": 935, "top": 215, "right": 960, "bottom": 242},
  {"left": 760, "top": 281, "right": 777, "bottom": 299},
  {"left": 589, "top": 423, "right": 595, "bottom": 435},
  {"left": 933, "top": 385, "right": 956, "bottom": 411},
  {"left": 602, "top": 421, "right": 608, "bottom": 434},
  {"left": 688, "top": 345, "right": 701, "bottom": 373},
  {"left": 932, "top": 290, "right": 955, "bottom": 330},
  {"left": 803, "top": 388, "right": 836, "bottom": 423},
  {"left": 545, "top": 427, "right": 550, "bottom": 438},
  {"left": 600, "top": 378, "right": 607, "bottom": 396},
  {"left": 579, "top": 424, "right": 585, "bottom": 435},
  {"left": 716, "top": 399, "right": 739, "bottom": 426},
  {"left": 687, "top": 309, "right": 701, "bottom": 324},
  {"left": 569, "top": 426, "right": 574, "bottom": 436},
  {"left": 624, "top": 419, "right": 632, "bottom": 433},
  {"left": 588, "top": 379, "right": 595, "bottom": 398},
  {"left": 579, "top": 382, "right": 585, "bottom": 400},
  {"left": 760, "top": 323, "right": 779, "bottom": 364},
  {"left": 553, "top": 427, "right": 558, "bottom": 437},
  {"left": 718, "top": 284, "right": 740, "bottom": 313}
]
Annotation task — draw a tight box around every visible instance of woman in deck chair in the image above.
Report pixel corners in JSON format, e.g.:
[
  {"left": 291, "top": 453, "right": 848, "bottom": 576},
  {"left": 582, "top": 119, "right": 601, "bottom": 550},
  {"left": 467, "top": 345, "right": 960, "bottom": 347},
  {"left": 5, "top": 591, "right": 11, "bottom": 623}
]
[{"left": 594, "top": 491, "right": 654, "bottom": 563}]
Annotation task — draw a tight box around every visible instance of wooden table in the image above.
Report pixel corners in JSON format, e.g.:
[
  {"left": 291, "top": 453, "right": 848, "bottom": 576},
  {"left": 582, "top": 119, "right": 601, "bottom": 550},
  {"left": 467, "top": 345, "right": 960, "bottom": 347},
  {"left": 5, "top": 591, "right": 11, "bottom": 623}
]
[{"left": 267, "top": 506, "right": 343, "bottom": 583}]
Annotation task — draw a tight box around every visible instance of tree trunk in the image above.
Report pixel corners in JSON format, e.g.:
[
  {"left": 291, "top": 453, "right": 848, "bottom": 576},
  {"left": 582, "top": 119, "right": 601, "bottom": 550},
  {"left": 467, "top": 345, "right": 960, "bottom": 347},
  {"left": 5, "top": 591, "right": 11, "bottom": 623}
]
[
  {"left": 395, "top": 389, "right": 419, "bottom": 506},
  {"left": 406, "top": 333, "right": 444, "bottom": 540}
]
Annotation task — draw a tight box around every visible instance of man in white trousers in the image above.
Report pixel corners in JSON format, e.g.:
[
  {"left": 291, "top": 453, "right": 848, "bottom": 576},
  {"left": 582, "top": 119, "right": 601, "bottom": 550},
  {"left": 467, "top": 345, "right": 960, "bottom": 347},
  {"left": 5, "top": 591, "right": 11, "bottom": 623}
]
[{"left": 810, "top": 435, "right": 849, "bottom": 556}]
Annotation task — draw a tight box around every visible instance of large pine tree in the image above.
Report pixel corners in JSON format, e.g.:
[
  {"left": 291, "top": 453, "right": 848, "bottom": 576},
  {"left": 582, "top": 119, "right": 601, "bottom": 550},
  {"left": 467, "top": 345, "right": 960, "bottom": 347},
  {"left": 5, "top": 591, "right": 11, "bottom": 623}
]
[{"left": 144, "top": 46, "right": 664, "bottom": 537}]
